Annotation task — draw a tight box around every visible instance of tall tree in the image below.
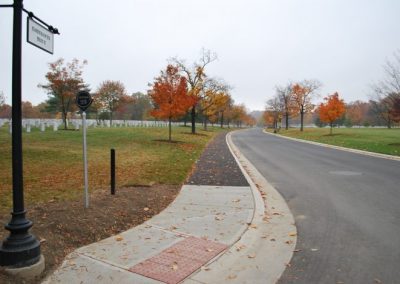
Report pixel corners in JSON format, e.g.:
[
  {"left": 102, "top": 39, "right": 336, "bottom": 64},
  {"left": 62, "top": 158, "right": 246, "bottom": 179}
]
[
  {"left": 291, "top": 79, "right": 321, "bottom": 131},
  {"left": 0, "top": 91, "right": 5, "bottom": 107},
  {"left": 276, "top": 84, "right": 296, "bottom": 130},
  {"left": 370, "top": 50, "right": 400, "bottom": 127},
  {"left": 200, "top": 78, "right": 231, "bottom": 130},
  {"left": 94, "top": 80, "right": 129, "bottom": 126},
  {"left": 0, "top": 91, "right": 11, "bottom": 119},
  {"left": 346, "top": 100, "right": 370, "bottom": 126},
  {"left": 149, "top": 65, "right": 195, "bottom": 141},
  {"left": 318, "top": 92, "right": 346, "bottom": 135},
  {"left": 266, "top": 95, "right": 283, "bottom": 131},
  {"left": 129, "top": 92, "right": 153, "bottom": 120},
  {"left": 39, "top": 58, "right": 88, "bottom": 129},
  {"left": 172, "top": 49, "right": 217, "bottom": 134}
]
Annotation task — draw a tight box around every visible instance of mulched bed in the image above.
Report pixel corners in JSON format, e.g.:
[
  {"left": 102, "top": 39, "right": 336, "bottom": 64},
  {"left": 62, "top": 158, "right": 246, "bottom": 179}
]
[
  {"left": 187, "top": 131, "right": 249, "bottom": 186},
  {"left": 0, "top": 185, "right": 180, "bottom": 283}
]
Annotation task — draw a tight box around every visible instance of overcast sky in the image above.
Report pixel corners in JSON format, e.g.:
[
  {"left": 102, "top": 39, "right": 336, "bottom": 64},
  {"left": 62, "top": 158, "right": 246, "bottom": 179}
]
[{"left": 1, "top": 0, "right": 399, "bottom": 111}]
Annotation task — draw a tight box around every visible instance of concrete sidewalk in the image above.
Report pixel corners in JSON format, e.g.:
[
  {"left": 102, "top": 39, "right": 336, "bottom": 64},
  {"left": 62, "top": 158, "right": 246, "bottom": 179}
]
[{"left": 43, "top": 131, "right": 296, "bottom": 284}]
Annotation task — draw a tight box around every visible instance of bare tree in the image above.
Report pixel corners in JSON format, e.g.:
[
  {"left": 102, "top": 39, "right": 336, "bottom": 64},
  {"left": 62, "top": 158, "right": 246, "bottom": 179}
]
[
  {"left": 275, "top": 84, "right": 295, "bottom": 130},
  {"left": 0, "top": 91, "right": 5, "bottom": 107},
  {"left": 171, "top": 49, "right": 217, "bottom": 134},
  {"left": 370, "top": 50, "right": 400, "bottom": 127},
  {"left": 266, "top": 95, "right": 283, "bottom": 131}
]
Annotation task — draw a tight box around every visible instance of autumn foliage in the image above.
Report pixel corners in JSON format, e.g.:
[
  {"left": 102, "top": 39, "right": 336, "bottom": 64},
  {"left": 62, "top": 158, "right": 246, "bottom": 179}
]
[
  {"left": 149, "top": 65, "right": 196, "bottom": 141},
  {"left": 318, "top": 92, "right": 346, "bottom": 134}
]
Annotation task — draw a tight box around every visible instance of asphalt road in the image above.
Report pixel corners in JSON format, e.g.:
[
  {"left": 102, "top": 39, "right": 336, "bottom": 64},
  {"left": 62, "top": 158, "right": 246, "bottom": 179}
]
[{"left": 232, "top": 128, "right": 400, "bottom": 284}]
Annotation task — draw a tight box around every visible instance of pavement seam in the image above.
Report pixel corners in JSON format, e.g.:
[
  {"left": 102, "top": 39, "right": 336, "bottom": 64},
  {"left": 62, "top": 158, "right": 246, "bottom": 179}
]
[{"left": 263, "top": 129, "right": 400, "bottom": 161}]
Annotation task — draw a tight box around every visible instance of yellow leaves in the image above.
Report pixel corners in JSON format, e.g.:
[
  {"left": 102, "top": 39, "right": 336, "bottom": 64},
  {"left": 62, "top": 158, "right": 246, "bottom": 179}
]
[{"left": 115, "top": 235, "right": 123, "bottom": 241}]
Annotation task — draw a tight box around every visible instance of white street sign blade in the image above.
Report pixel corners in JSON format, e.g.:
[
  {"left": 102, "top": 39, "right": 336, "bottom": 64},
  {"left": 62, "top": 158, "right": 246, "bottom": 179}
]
[{"left": 27, "top": 17, "right": 54, "bottom": 54}]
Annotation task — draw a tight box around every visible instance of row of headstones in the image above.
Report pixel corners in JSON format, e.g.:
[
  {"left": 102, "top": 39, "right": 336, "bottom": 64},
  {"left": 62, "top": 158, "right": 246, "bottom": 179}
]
[{"left": 0, "top": 119, "right": 183, "bottom": 133}]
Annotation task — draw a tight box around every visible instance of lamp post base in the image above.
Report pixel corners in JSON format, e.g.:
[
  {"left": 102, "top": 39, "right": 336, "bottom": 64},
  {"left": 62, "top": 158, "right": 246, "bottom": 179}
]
[
  {"left": 0, "top": 211, "right": 41, "bottom": 267},
  {"left": 2, "top": 255, "right": 45, "bottom": 281}
]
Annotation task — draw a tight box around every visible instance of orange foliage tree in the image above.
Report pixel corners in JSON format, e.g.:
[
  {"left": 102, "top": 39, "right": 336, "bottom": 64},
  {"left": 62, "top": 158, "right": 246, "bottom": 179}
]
[
  {"left": 291, "top": 80, "right": 321, "bottom": 131},
  {"left": 149, "top": 65, "right": 195, "bottom": 141},
  {"left": 318, "top": 92, "right": 346, "bottom": 135}
]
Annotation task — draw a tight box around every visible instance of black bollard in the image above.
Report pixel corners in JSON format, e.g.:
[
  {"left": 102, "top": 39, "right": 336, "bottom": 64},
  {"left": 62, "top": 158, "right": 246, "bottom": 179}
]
[{"left": 111, "top": 148, "right": 115, "bottom": 195}]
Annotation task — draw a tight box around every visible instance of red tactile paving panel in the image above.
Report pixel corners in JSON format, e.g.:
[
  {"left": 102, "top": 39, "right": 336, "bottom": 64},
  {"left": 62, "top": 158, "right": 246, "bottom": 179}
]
[{"left": 129, "top": 237, "right": 227, "bottom": 284}]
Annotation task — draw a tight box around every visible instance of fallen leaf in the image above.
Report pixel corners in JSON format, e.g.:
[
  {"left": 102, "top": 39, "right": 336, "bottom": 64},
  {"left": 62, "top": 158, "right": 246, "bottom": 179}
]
[
  {"left": 293, "top": 249, "right": 302, "bottom": 252},
  {"left": 201, "top": 266, "right": 211, "bottom": 271},
  {"left": 285, "top": 240, "right": 294, "bottom": 244},
  {"left": 289, "top": 232, "right": 297, "bottom": 237},
  {"left": 236, "top": 244, "right": 246, "bottom": 251},
  {"left": 215, "top": 216, "right": 223, "bottom": 221},
  {"left": 143, "top": 207, "right": 149, "bottom": 211},
  {"left": 115, "top": 235, "right": 123, "bottom": 241},
  {"left": 227, "top": 274, "right": 237, "bottom": 280},
  {"left": 311, "top": 248, "right": 319, "bottom": 252},
  {"left": 172, "top": 262, "right": 178, "bottom": 271},
  {"left": 40, "top": 238, "right": 46, "bottom": 243},
  {"left": 206, "top": 248, "right": 214, "bottom": 252},
  {"left": 232, "top": 199, "right": 241, "bottom": 203},
  {"left": 270, "top": 238, "right": 276, "bottom": 242},
  {"left": 249, "top": 224, "right": 258, "bottom": 229},
  {"left": 247, "top": 253, "right": 256, "bottom": 258},
  {"left": 374, "top": 279, "right": 382, "bottom": 284}
]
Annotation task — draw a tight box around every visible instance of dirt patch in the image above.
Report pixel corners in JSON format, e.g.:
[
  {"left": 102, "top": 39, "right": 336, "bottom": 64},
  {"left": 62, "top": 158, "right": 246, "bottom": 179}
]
[{"left": 0, "top": 184, "right": 180, "bottom": 283}]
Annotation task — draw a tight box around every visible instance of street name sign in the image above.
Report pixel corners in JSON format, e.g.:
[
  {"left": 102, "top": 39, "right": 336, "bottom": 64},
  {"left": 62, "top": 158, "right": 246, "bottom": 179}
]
[{"left": 27, "top": 17, "right": 54, "bottom": 54}]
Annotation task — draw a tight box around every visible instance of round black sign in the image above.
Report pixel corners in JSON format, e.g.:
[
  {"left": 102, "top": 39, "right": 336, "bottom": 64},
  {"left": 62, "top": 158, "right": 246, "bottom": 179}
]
[{"left": 76, "top": 91, "right": 92, "bottom": 111}]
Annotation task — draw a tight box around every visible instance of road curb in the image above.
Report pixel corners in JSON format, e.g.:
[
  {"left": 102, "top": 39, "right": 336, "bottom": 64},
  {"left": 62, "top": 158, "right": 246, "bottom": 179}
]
[
  {"left": 205, "top": 130, "right": 296, "bottom": 283},
  {"left": 263, "top": 129, "right": 400, "bottom": 162}
]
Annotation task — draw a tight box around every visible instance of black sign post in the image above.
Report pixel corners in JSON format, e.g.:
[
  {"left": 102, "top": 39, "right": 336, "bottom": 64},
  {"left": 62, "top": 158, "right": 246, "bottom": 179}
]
[
  {"left": 76, "top": 91, "right": 92, "bottom": 208},
  {"left": 0, "top": 0, "right": 59, "bottom": 268}
]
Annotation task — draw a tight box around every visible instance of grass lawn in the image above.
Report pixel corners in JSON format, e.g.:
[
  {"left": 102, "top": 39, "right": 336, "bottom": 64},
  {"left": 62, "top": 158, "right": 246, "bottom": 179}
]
[
  {"left": 0, "top": 125, "right": 223, "bottom": 212},
  {"left": 267, "top": 127, "right": 400, "bottom": 156}
]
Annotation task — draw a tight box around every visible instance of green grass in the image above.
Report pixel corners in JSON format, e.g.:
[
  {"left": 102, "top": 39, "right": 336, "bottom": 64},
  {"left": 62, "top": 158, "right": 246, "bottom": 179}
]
[
  {"left": 0, "top": 125, "right": 224, "bottom": 212},
  {"left": 268, "top": 127, "right": 400, "bottom": 156}
]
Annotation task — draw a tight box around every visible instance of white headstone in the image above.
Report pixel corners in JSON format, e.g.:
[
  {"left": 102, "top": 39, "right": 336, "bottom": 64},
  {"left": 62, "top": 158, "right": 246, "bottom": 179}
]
[{"left": 40, "top": 123, "right": 45, "bottom": 132}]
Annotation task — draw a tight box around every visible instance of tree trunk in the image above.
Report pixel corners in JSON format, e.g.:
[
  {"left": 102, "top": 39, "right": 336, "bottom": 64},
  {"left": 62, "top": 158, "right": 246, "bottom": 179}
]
[
  {"left": 285, "top": 111, "right": 289, "bottom": 130},
  {"left": 110, "top": 111, "right": 113, "bottom": 127},
  {"left": 220, "top": 111, "right": 224, "bottom": 128},
  {"left": 330, "top": 122, "right": 333, "bottom": 135},
  {"left": 191, "top": 106, "right": 196, "bottom": 134},
  {"left": 168, "top": 117, "right": 172, "bottom": 142},
  {"left": 204, "top": 117, "right": 208, "bottom": 131},
  {"left": 62, "top": 111, "right": 67, "bottom": 130},
  {"left": 300, "top": 106, "right": 304, "bottom": 131}
]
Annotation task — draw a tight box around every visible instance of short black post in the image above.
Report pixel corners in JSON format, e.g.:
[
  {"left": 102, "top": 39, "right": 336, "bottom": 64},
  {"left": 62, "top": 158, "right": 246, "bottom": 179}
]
[{"left": 111, "top": 149, "right": 115, "bottom": 195}]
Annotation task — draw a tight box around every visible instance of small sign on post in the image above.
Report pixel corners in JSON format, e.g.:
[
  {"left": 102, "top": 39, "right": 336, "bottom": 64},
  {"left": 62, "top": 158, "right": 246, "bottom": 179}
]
[{"left": 76, "top": 91, "right": 92, "bottom": 208}]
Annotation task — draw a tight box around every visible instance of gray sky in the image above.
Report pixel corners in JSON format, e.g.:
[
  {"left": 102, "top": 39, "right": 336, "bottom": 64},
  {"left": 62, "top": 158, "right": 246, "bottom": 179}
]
[{"left": 1, "top": 0, "right": 399, "bottom": 111}]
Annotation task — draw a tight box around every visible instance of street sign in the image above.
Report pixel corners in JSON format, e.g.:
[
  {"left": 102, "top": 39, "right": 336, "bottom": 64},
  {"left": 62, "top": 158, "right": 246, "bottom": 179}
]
[
  {"left": 76, "top": 91, "right": 92, "bottom": 112},
  {"left": 27, "top": 17, "right": 53, "bottom": 54}
]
